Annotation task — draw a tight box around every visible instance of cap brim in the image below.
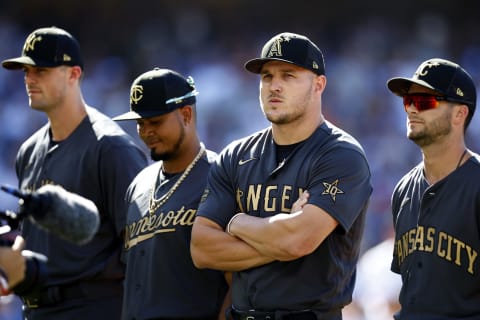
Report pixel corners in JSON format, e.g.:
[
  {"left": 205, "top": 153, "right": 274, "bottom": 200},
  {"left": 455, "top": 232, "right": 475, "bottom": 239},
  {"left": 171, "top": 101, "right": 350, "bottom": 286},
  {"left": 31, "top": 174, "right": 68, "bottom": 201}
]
[
  {"left": 387, "top": 77, "right": 438, "bottom": 97},
  {"left": 2, "top": 56, "right": 37, "bottom": 70},
  {"left": 2, "top": 56, "right": 63, "bottom": 70},
  {"left": 245, "top": 57, "right": 302, "bottom": 74},
  {"left": 112, "top": 111, "right": 143, "bottom": 121},
  {"left": 112, "top": 109, "right": 172, "bottom": 121}
]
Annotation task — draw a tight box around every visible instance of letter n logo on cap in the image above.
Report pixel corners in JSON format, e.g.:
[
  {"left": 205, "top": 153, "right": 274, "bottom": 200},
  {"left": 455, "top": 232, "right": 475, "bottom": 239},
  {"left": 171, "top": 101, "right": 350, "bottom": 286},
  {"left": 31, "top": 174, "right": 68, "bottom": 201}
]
[{"left": 24, "top": 34, "right": 42, "bottom": 53}]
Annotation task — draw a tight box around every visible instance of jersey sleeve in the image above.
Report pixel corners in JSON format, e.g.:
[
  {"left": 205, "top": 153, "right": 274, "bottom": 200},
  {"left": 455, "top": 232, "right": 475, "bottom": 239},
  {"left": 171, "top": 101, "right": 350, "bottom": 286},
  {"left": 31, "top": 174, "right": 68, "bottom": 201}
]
[
  {"left": 196, "top": 147, "right": 238, "bottom": 229},
  {"left": 307, "top": 146, "right": 372, "bottom": 233},
  {"left": 98, "top": 138, "right": 148, "bottom": 236}
]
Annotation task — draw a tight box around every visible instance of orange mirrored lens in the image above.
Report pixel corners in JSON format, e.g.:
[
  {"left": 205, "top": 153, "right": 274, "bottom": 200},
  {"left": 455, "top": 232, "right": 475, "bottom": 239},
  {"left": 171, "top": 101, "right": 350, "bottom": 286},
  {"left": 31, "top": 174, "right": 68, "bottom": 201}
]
[{"left": 403, "top": 95, "right": 441, "bottom": 112}]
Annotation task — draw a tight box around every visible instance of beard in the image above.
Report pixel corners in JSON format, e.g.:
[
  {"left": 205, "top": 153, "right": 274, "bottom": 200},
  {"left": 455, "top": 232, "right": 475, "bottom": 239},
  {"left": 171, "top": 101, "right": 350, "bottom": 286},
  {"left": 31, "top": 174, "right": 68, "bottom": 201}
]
[
  {"left": 265, "top": 108, "right": 304, "bottom": 124},
  {"left": 150, "top": 123, "right": 186, "bottom": 162},
  {"left": 408, "top": 111, "right": 452, "bottom": 147}
]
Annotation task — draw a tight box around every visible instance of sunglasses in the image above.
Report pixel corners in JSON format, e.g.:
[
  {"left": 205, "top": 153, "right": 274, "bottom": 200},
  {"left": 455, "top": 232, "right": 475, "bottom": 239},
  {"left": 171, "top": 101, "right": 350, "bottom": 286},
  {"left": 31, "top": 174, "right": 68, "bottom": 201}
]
[{"left": 403, "top": 94, "right": 449, "bottom": 112}]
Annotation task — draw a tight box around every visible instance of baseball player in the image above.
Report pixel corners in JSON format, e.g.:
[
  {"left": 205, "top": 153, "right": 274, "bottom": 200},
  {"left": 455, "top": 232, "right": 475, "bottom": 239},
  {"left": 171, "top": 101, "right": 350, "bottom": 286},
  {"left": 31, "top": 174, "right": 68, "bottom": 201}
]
[
  {"left": 386, "top": 58, "right": 480, "bottom": 319},
  {"left": 1, "top": 26, "right": 148, "bottom": 319},
  {"left": 113, "top": 68, "right": 229, "bottom": 320},
  {"left": 191, "top": 32, "right": 372, "bottom": 319}
]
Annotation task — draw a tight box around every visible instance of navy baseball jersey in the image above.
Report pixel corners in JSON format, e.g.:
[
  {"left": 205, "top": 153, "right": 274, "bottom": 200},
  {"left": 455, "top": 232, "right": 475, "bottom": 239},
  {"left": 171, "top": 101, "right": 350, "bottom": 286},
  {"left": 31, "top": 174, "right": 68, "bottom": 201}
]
[
  {"left": 15, "top": 107, "right": 148, "bottom": 319},
  {"left": 391, "top": 154, "right": 480, "bottom": 319},
  {"left": 122, "top": 149, "right": 228, "bottom": 320},
  {"left": 197, "top": 121, "right": 372, "bottom": 312}
]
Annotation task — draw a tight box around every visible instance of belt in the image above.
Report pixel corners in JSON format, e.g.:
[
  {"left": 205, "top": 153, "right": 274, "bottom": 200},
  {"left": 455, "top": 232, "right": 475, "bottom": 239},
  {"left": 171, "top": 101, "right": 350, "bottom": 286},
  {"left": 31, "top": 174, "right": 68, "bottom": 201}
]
[
  {"left": 22, "top": 285, "right": 83, "bottom": 308},
  {"left": 229, "top": 308, "right": 317, "bottom": 320},
  {"left": 22, "top": 281, "right": 122, "bottom": 309}
]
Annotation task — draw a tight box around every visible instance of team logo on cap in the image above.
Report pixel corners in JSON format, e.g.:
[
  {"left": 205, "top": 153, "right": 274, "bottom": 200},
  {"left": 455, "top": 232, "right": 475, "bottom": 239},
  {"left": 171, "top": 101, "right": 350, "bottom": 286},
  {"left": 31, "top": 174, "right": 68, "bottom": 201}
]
[
  {"left": 130, "top": 85, "right": 143, "bottom": 105},
  {"left": 322, "top": 179, "right": 344, "bottom": 202},
  {"left": 417, "top": 60, "right": 441, "bottom": 77},
  {"left": 267, "top": 35, "right": 291, "bottom": 58},
  {"left": 23, "top": 34, "right": 42, "bottom": 53}
]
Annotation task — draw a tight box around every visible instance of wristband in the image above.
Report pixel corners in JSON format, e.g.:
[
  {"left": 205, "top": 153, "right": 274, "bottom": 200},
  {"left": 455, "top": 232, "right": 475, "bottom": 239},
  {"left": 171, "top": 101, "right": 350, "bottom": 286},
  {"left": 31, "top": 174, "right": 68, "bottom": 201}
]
[
  {"left": 0, "top": 269, "right": 10, "bottom": 295},
  {"left": 226, "top": 213, "right": 244, "bottom": 236}
]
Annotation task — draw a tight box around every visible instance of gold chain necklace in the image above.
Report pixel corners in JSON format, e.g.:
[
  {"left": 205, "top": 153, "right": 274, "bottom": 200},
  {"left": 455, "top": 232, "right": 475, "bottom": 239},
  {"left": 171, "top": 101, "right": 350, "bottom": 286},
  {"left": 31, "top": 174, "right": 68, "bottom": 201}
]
[{"left": 148, "top": 144, "right": 205, "bottom": 216}]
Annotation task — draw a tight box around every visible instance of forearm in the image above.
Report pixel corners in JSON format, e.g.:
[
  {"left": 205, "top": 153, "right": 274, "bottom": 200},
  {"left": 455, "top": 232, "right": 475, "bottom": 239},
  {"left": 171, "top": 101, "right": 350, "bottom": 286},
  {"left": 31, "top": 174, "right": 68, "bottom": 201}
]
[
  {"left": 229, "top": 212, "right": 303, "bottom": 261},
  {"left": 229, "top": 204, "right": 338, "bottom": 261},
  {"left": 191, "top": 217, "right": 274, "bottom": 271}
]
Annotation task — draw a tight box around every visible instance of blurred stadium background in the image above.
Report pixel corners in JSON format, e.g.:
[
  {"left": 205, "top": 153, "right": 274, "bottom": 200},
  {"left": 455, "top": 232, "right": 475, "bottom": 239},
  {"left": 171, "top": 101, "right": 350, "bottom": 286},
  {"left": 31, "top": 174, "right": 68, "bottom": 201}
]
[{"left": 0, "top": 0, "right": 479, "bottom": 318}]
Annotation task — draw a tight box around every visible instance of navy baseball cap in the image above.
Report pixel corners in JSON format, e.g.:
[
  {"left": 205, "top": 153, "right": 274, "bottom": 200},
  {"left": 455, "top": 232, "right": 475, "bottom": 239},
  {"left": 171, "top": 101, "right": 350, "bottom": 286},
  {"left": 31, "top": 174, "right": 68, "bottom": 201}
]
[
  {"left": 387, "top": 58, "right": 477, "bottom": 113},
  {"left": 245, "top": 32, "right": 325, "bottom": 75},
  {"left": 2, "top": 26, "right": 84, "bottom": 70},
  {"left": 113, "top": 68, "right": 198, "bottom": 121}
]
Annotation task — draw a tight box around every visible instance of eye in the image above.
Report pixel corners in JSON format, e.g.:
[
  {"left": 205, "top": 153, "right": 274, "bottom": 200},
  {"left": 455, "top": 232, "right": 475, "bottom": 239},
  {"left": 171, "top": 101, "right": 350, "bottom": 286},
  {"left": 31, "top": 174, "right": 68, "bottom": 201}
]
[{"left": 261, "top": 73, "right": 272, "bottom": 80}]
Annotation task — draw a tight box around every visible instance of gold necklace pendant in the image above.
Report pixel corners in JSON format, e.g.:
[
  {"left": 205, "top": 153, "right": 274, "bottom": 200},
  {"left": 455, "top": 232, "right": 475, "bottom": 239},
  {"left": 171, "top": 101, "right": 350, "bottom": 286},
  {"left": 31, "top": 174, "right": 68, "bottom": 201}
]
[{"left": 148, "top": 144, "right": 206, "bottom": 216}]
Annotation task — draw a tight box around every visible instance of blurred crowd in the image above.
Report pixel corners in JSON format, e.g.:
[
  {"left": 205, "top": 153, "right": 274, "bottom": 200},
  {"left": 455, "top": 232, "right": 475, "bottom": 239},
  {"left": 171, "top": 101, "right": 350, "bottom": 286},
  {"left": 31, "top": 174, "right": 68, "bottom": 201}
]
[{"left": 0, "top": 1, "right": 479, "bottom": 319}]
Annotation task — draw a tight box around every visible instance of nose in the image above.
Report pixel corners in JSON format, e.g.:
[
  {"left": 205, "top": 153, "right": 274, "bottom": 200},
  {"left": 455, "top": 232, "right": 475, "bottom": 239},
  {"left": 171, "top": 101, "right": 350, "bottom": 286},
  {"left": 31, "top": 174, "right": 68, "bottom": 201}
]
[
  {"left": 404, "top": 103, "right": 418, "bottom": 114},
  {"left": 24, "top": 70, "right": 35, "bottom": 85},
  {"left": 138, "top": 122, "right": 154, "bottom": 137},
  {"left": 269, "top": 76, "right": 282, "bottom": 92}
]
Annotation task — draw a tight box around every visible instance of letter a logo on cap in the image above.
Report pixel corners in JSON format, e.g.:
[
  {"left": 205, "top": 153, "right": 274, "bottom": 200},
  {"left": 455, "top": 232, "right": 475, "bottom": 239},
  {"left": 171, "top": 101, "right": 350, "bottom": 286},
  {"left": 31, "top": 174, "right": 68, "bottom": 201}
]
[
  {"left": 267, "top": 35, "right": 291, "bottom": 58},
  {"left": 267, "top": 38, "right": 283, "bottom": 58}
]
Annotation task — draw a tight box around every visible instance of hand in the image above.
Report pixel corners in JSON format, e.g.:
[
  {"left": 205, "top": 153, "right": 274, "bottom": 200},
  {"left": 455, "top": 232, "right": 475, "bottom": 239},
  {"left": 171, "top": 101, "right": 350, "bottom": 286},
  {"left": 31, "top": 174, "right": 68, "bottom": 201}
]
[
  {"left": 0, "top": 236, "right": 26, "bottom": 289},
  {"left": 291, "top": 190, "right": 309, "bottom": 213}
]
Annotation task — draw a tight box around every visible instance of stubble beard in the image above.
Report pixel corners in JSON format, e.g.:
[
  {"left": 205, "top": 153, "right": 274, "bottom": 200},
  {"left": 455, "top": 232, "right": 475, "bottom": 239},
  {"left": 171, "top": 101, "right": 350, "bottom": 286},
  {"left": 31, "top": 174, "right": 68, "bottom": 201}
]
[
  {"left": 150, "top": 124, "right": 186, "bottom": 162},
  {"left": 408, "top": 112, "right": 452, "bottom": 148}
]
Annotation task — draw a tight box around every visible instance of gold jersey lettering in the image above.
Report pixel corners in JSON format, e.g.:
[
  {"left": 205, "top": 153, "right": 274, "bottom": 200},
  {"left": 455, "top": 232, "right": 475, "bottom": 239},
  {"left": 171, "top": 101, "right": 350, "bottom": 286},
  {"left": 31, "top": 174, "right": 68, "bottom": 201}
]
[
  {"left": 281, "top": 185, "right": 292, "bottom": 212},
  {"left": 425, "top": 227, "right": 435, "bottom": 252},
  {"left": 414, "top": 226, "right": 425, "bottom": 251},
  {"left": 125, "top": 206, "right": 196, "bottom": 250},
  {"left": 246, "top": 185, "right": 262, "bottom": 211},
  {"left": 264, "top": 186, "right": 277, "bottom": 212},
  {"left": 177, "top": 208, "right": 196, "bottom": 226},
  {"left": 445, "top": 234, "right": 453, "bottom": 261},
  {"left": 437, "top": 232, "right": 447, "bottom": 258},
  {"left": 396, "top": 239, "right": 404, "bottom": 264},
  {"left": 453, "top": 238, "right": 465, "bottom": 267},
  {"left": 238, "top": 185, "right": 305, "bottom": 214},
  {"left": 162, "top": 210, "right": 176, "bottom": 227},
  {"left": 236, "top": 188, "right": 245, "bottom": 212},
  {"left": 401, "top": 232, "right": 409, "bottom": 260},
  {"left": 466, "top": 245, "right": 478, "bottom": 275},
  {"left": 408, "top": 229, "right": 416, "bottom": 255}
]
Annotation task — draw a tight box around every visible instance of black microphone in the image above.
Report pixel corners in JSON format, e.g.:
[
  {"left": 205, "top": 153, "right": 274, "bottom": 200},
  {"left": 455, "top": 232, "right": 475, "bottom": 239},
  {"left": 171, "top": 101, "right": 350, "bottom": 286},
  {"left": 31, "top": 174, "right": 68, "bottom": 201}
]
[{"left": 1, "top": 184, "right": 100, "bottom": 245}]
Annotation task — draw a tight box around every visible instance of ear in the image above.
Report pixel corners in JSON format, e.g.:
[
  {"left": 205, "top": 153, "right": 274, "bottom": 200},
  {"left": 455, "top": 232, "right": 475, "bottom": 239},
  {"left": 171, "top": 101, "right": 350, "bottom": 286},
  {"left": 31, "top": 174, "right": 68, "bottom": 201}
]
[
  {"left": 179, "top": 105, "right": 193, "bottom": 125},
  {"left": 453, "top": 104, "right": 469, "bottom": 125},
  {"left": 69, "top": 66, "right": 82, "bottom": 81},
  {"left": 314, "top": 75, "right": 327, "bottom": 95}
]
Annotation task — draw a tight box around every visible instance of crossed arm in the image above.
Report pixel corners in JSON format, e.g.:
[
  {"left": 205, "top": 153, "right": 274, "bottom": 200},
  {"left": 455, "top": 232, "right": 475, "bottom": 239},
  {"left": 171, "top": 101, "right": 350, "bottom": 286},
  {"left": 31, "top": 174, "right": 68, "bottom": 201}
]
[{"left": 191, "top": 191, "right": 338, "bottom": 271}]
